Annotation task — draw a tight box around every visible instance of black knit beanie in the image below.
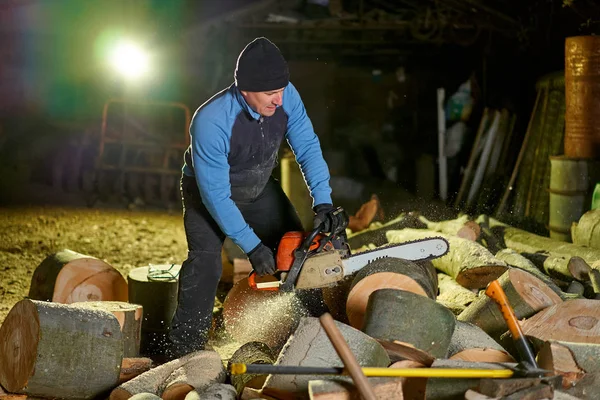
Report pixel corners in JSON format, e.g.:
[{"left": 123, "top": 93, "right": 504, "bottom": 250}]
[{"left": 235, "top": 37, "right": 289, "bottom": 92}]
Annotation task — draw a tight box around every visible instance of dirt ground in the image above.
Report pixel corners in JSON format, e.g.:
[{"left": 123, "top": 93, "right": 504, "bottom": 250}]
[{"left": 0, "top": 206, "right": 189, "bottom": 325}]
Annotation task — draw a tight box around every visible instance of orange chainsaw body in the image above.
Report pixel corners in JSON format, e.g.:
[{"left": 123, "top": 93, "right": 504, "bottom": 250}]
[{"left": 275, "top": 231, "right": 334, "bottom": 272}]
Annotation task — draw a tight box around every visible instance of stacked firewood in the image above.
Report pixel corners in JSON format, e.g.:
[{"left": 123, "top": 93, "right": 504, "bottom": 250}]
[
  {"left": 220, "top": 211, "right": 600, "bottom": 399},
  {"left": 2, "top": 210, "right": 600, "bottom": 399}
]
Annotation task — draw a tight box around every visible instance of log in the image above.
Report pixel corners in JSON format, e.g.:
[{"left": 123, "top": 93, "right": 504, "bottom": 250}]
[
  {"left": 457, "top": 269, "right": 562, "bottom": 340},
  {"left": 72, "top": 301, "right": 143, "bottom": 357},
  {"left": 571, "top": 209, "right": 600, "bottom": 249},
  {"left": 227, "top": 342, "right": 276, "bottom": 395},
  {"left": 308, "top": 378, "right": 404, "bottom": 400},
  {"left": 377, "top": 341, "right": 435, "bottom": 366},
  {"left": 480, "top": 216, "right": 600, "bottom": 265},
  {"left": 425, "top": 360, "right": 516, "bottom": 400},
  {"left": 418, "top": 215, "right": 481, "bottom": 241},
  {"left": 222, "top": 278, "right": 310, "bottom": 353},
  {"left": 0, "top": 299, "right": 123, "bottom": 399},
  {"left": 28, "top": 249, "right": 128, "bottom": 303},
  {"left": 119, "top": 358, "right": 153, "bottom": 384},
  {"left": 161, "top": 350, "right": 226, "bottom": 400},
  {"left": 537, "top": 341, "right": 596, "bottom": 388},
  {"left": 447, "top": 321, "right": 515, "bottom": 363},
  {"left": 262, "top": 317, "right": 390, "bottom": 394},
  {"left": 347, "top": 194, "right": 385, "bottom": 233},
  {"left": 346, "top": 258, "right": 438, "bottom": 329},
  {"left": 477, "top": 377, "right": 560, "bottom": 398},
  {"left": 521, "top": 299, "right": 600, "bottom": 344},
  {"left": 363, "top": 289, "right": 456, "bottom": 358},
  {"left": 436, "top": 273, "right": 477, "bottom": 315},
  {"left": 127, "top": 264, "right": 181, "bottom": 355},
  {"left": 390, "top": 360, "right": 427, "bottom": 400},
  {"left": 346, "top": 212, "right": 427, "bottom": 250},
  {"left": 109, "top": 350, "right": 225, "bottom": 400},
  {"left": 386, "top": 228, "right": 508, "bottom": 289},
  {"left": 521, "top": 252, "right": 591, "bottom": 282},
  {"left": 184, "top": 384, "right": 236, "bottom": 400},
  {"left": 494, "top": 249, "right": 566, "bottom": 294}
]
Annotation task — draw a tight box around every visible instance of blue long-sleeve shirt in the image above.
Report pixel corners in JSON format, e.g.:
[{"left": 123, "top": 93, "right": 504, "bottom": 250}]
[{"left": 182, "top": 83, "right": 332, "bottom": 253}]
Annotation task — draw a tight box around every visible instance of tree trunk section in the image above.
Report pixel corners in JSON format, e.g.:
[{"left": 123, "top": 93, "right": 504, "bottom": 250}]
[
  {"left": 73, "top": 301, "right": 143, "bottom": 357},
  {"left": 363, "top": 289, "right": 456, "bottom": 358},
  {"left": 222, "top": 278, "right": 309, "bottom": 354},
  {"left": 227, "top": 342, "right": 276, "bottom": 395},
  {"left": 494, "top": 249, "right": 568, "bottom": 294},
  {"left": 521, "top": 299, "right": 600, "bottom": 344},
  {"left": 161, "top": 351, "right": 226, "bottom": 400},
  {"left": 572, "top": 209, "right": 600, "bottom": 249},
  {"left": 28, "top": 249, "right": 127, "bottom": 303},
  {"left": 448, "top": 321, "right": 514, "bottom": 363},
  {"left": 119, "top": 358, "right": 153, "bottom": 384},
  {"left": 457, "top": 269, "right": 562, "bottom": 341},
  {"left": 481, "top": 216, "right": 600, "bottom": 265},
  {"left": 536, "top": 341, "right": 600, "bottom": 388},
  {"left": 346, "top": 258, "right": 438, "bottom": 329},
  {"left": 386, "top": 228, "right": 508, "bottom": 289},
  {"left": 262, "top": 317, "right": 389, "bottom": 395},
  {"left": 418, "top": 215, "right": 481, "bottom": 241},
  {"left": 436, "top": 273, "right": 477, "bottom": 316},
  {"left": 0, "top": 299, "right": 123, "bottom": 399},
  {"left": 110, "top": 350, "right": 218, "bottom": 400},
  {"left": 425, "top": 360, "right": 516, "bottom": 400},
  {"left": 127, "top": 264, "right": 180, "bottom": 355},
  {"left": 308, "top": 378, "right": 404, "bottom": 400},
  {"left": 521, "top": 252, "right": 591, "bottom": 282}
]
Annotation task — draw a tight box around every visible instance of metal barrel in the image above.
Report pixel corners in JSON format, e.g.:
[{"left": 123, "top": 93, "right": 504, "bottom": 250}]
[{"left": 565, "top": 36, "right": 600, "bottom": 158}]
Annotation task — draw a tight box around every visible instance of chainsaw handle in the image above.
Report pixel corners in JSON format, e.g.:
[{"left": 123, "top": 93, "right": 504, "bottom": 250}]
[{"left": 248, "top": 270, "right": 280, "bottom": 291}]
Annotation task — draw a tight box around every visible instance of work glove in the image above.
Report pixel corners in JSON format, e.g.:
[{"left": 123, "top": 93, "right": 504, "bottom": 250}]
[
  {"left": 313, "top": 204, "right": 349, "bottom": 234},
  {"left": 247, "top": 243, "right": 277, "bottom": 276}
]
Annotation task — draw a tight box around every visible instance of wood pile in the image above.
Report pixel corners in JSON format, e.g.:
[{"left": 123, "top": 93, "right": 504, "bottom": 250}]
[{"left": 2, "top": 211, "right": 600, "bottom": 399}]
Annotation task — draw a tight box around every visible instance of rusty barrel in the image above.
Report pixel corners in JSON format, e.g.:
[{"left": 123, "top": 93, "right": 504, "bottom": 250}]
[{"left": 565, "top": 36, "right": 600, "bottom": 158}]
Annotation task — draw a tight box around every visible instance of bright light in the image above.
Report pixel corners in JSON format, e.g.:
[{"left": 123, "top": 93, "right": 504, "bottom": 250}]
[{"left": 109, "top": 41, "right": 150, "bottom": 80}]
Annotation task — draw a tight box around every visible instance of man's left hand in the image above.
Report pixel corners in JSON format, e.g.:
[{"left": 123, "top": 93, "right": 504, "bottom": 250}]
[{"left": 313, "top": 204, "right": 349, "bottom": 234}]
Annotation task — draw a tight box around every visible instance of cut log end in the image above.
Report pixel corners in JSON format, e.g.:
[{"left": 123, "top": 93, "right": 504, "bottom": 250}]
[
  {"left": 449, "top": 349, "right": 515, "bottom": 363},
  {"left": 0, "top": 300, "right": 39, "bottom": 392},
  {"left": 509, "top": 268, "right": 562, "bottom": 308},
  {"left": 456, "top": 265, "right": 508, "bottom": 290}
]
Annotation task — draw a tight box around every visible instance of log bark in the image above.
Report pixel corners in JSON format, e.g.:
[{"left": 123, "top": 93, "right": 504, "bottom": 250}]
[
  {"left": 110, "top": 350, "right": 224, "bottom": 400},
  {"left": 346, "top": 258, "right": 438, "bottom": 329},
  {"left": 425, "top": 360, "right": 516, "bottom": 400},
  {"left": 521, "top": 299, "right": 600, "bottom": 344},
  {"left": 262, "top": 317, "right": 389, "bottom": 395},
  {"left": 73, "top": 301, "right": 143, "bottom": 357},
  {"left": 448, "top": 321, "right": 514, "bottom": 363},
  {"left": 0, "top": 299, "right": 123, "bottom": 399},
  {"left": 536, "top": 341, "right": 598, "bottom": 388},
  {"left": 436, "top": 273, "right": 477, "bottom": 316},
  {"left": 161, "top": 351, "right": 226, "bottom": 400},
  {"left": 521, "top": 252, "right": 591, "bottom": 282},
  {"left": 222, "top": 278, "right": 310, "bottom": 353},
  {"left": 308, "top": 378, "right": 404, "bottom": 400},
  {"left": 119, "top": 358, "right": 153, "bottom": 384},
  {"left": 377, "top": 341, "right": 435, "bottom": 366},
  {"left": 457, "top": 269, "right": 562, "bottom": 341},
  {"left": 571, "top": 209, "right": 600, "bottom": 249},
  {"left": 127, "top": 264, "right": 180, "bottom": 354},
  {"left": 480, "top": 216, "right": 600, "bottom": 265},
  {"left": 418, "top": 215, "right": 481, "bottom": 241},
  {"left": 346, "top": 212, "right": 427, "bottom": 250},
  {"left": 227, "top": 342, "right": 276, "bottom": 395},
  {"left": 386, "top": 228, "right": 508, "bottom": 289},
  {"left": 28, "top": 249, "right": 128, "bottom": 303},
  {"left": 363, "top": 289, "right": 456, "bottom": 359},
  {"left": 494, "top": 249, "right": 567, "bottom": 294}
]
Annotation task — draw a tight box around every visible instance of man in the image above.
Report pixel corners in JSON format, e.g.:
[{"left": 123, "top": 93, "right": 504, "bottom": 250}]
[{"left": 168, "top": 37, "right": 346, "bottom": 358}]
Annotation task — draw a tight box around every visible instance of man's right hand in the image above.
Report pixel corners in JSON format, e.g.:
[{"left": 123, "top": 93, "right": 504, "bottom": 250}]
[{"left": 247, "top": 243, "right": 277, "bottom": 276}]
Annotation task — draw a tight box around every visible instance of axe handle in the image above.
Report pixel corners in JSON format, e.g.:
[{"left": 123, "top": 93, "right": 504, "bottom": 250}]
[
  {"left": 320, "top": 313, "right": 377, "bottom": 400},
  {"left": 485, "top": 280, "right": 539, "bottom": 369}
]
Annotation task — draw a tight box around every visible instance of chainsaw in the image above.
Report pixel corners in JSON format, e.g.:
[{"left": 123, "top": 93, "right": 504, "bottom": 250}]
[{"left": 248, "top": 207, "right": 449, "bottom": 292}]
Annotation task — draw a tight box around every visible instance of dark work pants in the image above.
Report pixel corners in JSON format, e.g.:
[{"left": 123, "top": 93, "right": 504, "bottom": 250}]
[{"left": 168, "top": 174, "right": 304, "bottom": 354}]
